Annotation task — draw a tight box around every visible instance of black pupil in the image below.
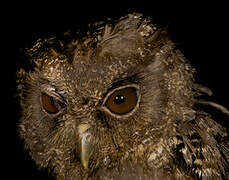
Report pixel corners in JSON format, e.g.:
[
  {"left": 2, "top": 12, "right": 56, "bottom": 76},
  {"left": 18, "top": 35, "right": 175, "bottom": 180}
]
[{"left": 114, "top": 95, "right": 125, "bottom": 104}]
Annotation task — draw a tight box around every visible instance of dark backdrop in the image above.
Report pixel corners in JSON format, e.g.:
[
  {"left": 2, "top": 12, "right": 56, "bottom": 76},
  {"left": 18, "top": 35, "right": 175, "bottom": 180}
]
[{"left": 3, "top": 2, "right": 228, "bottom": 179}]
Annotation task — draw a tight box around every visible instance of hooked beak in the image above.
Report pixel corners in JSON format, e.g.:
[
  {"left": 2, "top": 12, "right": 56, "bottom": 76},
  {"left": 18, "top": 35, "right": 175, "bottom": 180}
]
[{"left": 78, "top": 124, "right": 93, "bottom": 170}]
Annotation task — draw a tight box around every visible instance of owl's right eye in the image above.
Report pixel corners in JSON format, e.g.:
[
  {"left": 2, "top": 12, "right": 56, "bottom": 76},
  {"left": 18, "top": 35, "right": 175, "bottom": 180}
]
[
  {"left": 41, "top": 92, "right": 66, "bottom": 116},
  {"left": 101, "top": 84, "right": 140, "bottom": 118}
]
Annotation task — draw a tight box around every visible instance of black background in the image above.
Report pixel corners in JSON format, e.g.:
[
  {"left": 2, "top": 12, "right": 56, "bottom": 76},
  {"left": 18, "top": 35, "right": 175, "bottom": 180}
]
[{"left": 3, "top": 2, "right": 229, "bottom": 179}]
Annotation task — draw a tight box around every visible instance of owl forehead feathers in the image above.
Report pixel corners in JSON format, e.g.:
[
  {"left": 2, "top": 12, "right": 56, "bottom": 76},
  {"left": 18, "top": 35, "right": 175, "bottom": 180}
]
[
  {"left": 24, "top": 14, "right": 165, "bottom": 94},
  {"left": 28, "top": 14, "right": 160, "bottom": 66}
]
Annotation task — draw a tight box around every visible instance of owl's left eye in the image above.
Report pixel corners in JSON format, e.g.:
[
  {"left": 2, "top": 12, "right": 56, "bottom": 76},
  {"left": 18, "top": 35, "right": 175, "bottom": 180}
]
[
  {"left": 41, "top": 92, "right": 66, "bottom": 117},
  {"left": 102, "top": 85, "right": 140, "bottom": 117}
]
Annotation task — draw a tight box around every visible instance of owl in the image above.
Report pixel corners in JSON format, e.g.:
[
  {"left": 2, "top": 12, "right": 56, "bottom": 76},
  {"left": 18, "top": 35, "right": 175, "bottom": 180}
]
[{"left": 17, "top": 13, "right": 229, "bottom": 179}]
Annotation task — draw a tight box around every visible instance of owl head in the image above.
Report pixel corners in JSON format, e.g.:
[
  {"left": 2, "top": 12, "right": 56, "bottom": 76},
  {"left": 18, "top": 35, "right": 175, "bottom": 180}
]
[{"left": 17, "top": 13, "right": 227, "bottom": 179}]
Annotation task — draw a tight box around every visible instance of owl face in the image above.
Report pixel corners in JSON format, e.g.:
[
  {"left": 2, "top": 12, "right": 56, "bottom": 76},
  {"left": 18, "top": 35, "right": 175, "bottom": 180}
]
[{"left": 18, "top": 14, "right": 197, "bottom": 179}]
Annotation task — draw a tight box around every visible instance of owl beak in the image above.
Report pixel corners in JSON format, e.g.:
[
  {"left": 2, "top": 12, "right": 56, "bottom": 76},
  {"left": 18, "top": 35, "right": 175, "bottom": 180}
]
[{"left": 78, "top": 124, "right": 93, "bottom": 170}]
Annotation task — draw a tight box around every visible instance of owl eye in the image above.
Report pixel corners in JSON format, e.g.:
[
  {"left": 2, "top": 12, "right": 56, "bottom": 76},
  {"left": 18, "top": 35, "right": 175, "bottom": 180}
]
[
  {"left": 103, "top": 85, "right": 139, "bottom": 116},
  {"left": 41, "top": 92, "right": 66, "bottom": 116}
]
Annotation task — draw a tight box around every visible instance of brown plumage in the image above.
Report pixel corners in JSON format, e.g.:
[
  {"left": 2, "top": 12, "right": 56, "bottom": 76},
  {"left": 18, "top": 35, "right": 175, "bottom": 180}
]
[{"left": 17, "top": 13, "right": 229, "bottom": 179}]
